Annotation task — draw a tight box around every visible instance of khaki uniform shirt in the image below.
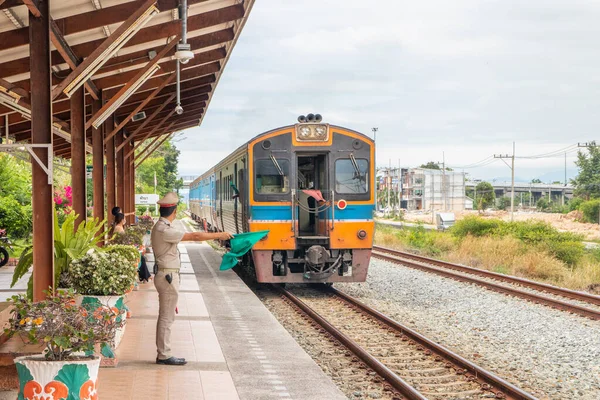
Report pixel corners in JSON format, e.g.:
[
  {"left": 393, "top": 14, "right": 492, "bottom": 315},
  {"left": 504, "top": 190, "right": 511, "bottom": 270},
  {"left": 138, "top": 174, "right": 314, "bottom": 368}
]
[{"left": 151, "top": 218, "right": 185, "bottom": 271}]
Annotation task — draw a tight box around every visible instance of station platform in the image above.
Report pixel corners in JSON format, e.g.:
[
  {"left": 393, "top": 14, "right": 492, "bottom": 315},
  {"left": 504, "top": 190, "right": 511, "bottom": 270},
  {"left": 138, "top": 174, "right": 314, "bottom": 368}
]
[{"left": 0, "top": 221, "right": 346, "bottom": 400}]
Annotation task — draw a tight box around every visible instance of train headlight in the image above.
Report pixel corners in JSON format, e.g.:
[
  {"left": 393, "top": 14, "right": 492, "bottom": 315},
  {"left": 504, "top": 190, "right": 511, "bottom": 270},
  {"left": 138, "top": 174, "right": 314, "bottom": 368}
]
[
  {"left": 298, "top": 125, "right": 311, "bottom": 139},
  {"left": 295, "top": 124, "right": 329, "bottom": 142}
]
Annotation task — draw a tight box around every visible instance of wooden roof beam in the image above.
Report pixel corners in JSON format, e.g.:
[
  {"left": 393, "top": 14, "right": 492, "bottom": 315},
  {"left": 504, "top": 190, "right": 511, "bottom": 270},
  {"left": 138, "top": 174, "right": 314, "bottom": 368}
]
[
  {"left": 52, "top": 0, "right": 159, "bottom": 100},
  {"left": 117, "top": 88, "right": 209, "bottom": 118},
  {"left": 0, "top": 6, "right": 239, "bottom": 79},
  {"left": 126, "top": 101, "right": 206, "bottom": 132},
  {"left": 112, "top": 75, "right": 213, "bottom": 113},
  {"left": 133, "top": 113, "right": 203, "bottom": 138},
  {"left": 104, "top": 73, "right": 175, "bottom": 143},
  {"left": 88, "top": 36, "right": 179, "bottom": 130},
  {"left": 97, "top": 29, "right": 234, "bottom": 75},
  {"left": 49, "top": 19, "right": 100, "bottom": 101},
  {"left": 0, "top": 0, "right": 210, "bottom": 51},
  {"left": 118, "top": 93, "right": 176, "bottom": 144},
  {"left": 123, "top": 111, "right": 175, "bottom": 156}
]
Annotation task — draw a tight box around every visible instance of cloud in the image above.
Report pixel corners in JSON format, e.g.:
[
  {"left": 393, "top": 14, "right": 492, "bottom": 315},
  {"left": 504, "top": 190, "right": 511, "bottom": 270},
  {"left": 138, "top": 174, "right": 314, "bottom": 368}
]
[{"left": 176, "top": 0, "right": 600, "bottom": 180}]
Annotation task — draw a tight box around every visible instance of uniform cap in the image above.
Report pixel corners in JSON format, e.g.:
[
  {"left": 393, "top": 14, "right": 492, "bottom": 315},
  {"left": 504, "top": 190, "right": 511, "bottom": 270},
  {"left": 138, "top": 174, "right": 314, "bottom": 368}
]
[{"left": 157, "top": 192, "right": 179, "bottom": 208}]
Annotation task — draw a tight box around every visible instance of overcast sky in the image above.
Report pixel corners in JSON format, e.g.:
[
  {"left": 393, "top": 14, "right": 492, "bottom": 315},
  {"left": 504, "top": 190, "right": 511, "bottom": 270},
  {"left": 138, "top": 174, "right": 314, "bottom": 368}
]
[{"left": 176, "top": 0, "right": 600, "bottom": 183}]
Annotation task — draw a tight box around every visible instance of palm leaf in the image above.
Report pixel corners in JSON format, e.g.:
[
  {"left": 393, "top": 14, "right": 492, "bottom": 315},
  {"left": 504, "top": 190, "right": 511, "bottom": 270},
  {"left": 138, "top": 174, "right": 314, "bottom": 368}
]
[{"left": 11, "top": 245, "right": 33, "bottom": 287}]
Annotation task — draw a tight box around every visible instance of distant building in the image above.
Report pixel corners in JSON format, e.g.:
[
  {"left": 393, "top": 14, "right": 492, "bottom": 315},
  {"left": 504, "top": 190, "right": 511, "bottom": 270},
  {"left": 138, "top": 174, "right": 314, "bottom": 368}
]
[
  {"left": 378, "top": 168, "right": 467, "bottom": 212},
  {"left": 402, "top": 168, "right": 466, "bottom": 212}
]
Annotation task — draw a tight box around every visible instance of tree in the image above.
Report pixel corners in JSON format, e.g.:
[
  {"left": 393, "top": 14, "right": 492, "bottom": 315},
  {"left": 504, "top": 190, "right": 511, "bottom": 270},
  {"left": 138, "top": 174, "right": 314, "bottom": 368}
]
[
  {"left": 531, "top": 178, "right": 542, "bottom": 184},
  {"left": 419, "top": 161, "right": 453, "bottom": 171},
  {"left": 135, "top": 140, "right": 183, "bottom": 197},
  {"left": 475, "top": 181, "right": 495, "bottom": 211},
  {"left": 419, "top": 161, "right": 440, "bottom": 170},
  {"left": 571, "top": 142, "right": 600, "bottom": 199},
  {"left": 497, "top": 196, "right": 511, "bottom": 210}
]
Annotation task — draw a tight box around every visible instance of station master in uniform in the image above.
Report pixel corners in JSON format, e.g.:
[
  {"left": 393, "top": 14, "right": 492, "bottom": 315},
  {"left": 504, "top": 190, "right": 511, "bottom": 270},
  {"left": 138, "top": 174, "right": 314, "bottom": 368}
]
[{"left": 152, "top": 192, "right": 233, "bottom": 365}]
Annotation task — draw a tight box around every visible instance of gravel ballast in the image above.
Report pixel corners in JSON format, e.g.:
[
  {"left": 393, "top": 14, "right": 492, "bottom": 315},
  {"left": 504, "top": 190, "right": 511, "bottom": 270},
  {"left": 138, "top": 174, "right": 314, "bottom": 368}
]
[{"left": 337, "top": 259, "right": 600, "bottom": 400}]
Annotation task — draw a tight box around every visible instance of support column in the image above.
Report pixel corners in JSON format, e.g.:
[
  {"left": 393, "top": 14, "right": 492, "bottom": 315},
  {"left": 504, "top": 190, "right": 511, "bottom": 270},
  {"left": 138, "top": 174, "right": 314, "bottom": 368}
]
[
  {"left": 116, "top": 131, "right": 125, "bottom": 212},
  {"left": 129, "top": 141, "right": 136, "bottom": 225},
  {"left": 29, "top": 1, "right": 54, "bottom": 300},
  {"left": 71, "top": 86, "right": 86, "bottom": 228},
  {"left": 123, "top": 136, "right": 131, "bottom": 225},
  {"left": 92, "top": 98, "right": 105, "bottom": 242},
  {"left": 105, "top": 111, "right": 116, "bottom": 223}
]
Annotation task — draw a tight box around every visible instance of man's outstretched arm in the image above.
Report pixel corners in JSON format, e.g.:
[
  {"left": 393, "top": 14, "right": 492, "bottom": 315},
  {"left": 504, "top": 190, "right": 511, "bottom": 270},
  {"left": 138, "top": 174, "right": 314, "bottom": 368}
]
[{"left": 181, "top": 231, "right": 233, "bottom": 242}]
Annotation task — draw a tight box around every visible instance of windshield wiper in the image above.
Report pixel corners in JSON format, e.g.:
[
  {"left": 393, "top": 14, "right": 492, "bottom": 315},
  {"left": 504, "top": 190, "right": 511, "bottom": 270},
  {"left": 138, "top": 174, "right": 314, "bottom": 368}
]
[
  {"left": 270, "top": 154, "right": 284, "bottom": 176},
  {"left": 349, "top": 154, "right": 362, "bottom": 180}
]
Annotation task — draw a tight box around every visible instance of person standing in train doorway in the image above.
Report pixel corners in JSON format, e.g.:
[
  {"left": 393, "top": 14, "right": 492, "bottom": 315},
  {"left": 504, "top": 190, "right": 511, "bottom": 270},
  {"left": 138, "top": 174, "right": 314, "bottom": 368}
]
[{"left": 152, "top": 192, "right": 233, "bottom": 365}]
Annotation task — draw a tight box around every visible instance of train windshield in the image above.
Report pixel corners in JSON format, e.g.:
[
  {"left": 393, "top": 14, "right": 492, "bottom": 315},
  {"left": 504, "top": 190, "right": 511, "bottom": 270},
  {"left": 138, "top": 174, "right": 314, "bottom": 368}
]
[
  {"left": 335, "top": 158, "right": 369, "bottom": 194},
  {"left": 255, "top": 159, "right": 290, "bottom": 194}
]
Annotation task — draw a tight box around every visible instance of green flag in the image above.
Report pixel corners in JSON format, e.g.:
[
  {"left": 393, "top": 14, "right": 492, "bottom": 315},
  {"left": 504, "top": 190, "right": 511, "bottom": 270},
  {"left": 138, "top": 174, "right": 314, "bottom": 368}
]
[{"left": 219, "top": 230, "right": 270, "bottom": 271}]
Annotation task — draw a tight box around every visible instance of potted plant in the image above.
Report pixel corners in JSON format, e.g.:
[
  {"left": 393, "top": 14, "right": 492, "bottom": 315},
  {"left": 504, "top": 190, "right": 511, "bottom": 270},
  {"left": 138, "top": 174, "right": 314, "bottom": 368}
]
[
  {"left": 137, "top": 215, "right": 155, "bottom": 233},
  {"left": 69, "top": 250, "right": 138, "bottom": 349},
  {"left": 4, "top": 289, "right": 121, "bottom": 399},
  {"left": 103, "top": 244, "right": 142, "bottom": 307},
  {"left": 108, "top": 227, "right": 143, "bottom": 247},
  {"left": 11, "top": 210, "right": 104, "bottom": 299}
]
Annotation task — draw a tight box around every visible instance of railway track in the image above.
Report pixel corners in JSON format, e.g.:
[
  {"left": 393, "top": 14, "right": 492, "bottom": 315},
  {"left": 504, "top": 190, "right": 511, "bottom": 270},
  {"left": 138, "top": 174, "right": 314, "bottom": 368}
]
[
  {"left": 277, "top": 285, "right": 537, "bottom": 400},
  {"left": 372, "top": 245, "right": 600, "bottom": 321}
]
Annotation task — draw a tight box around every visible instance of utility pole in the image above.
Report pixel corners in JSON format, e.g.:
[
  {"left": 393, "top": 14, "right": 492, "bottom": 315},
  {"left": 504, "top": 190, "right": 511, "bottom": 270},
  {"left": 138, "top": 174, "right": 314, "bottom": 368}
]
[
  {"left": 372, "top": 127, "right": 378, "bottom": 211},
  {"left": 387, "top": 158, "right": 392, "bottom": 216},
  {"left": 397, "top": 159, "right": 401, "bottom": 215},
  {"left": 564, "top": 152, "right": 567, "bottom": 187},
  {"left": 442, "top": 152, "right": 446, "bottom": 211},
  {"left": 494, "top": 142, "right": 515, "bottom": 221}
]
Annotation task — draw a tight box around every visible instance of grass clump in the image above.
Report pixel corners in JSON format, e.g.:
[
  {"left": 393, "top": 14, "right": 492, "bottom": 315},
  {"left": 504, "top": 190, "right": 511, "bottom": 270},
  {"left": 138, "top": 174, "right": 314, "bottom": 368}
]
[
  {"left": 375, "top": 219, "right": 600, "bottom": 291},
  {"left": 450, "top": 217, "right": 585, "bottom": 265}
]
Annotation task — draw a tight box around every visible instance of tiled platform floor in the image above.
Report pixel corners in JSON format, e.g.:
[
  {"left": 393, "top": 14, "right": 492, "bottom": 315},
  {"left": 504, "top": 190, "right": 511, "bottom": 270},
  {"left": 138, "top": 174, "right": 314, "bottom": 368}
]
[
  {"left": 1, "top": 219, "right": 345, "bottom": 400},
  {"left": 97, "top": 243, "right": 238, "bottom": 400}
]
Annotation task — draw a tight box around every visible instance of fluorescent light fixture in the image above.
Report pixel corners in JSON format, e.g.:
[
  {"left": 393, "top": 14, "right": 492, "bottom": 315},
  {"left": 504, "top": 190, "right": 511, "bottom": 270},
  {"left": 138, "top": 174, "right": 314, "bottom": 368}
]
[
  {"left": 91, "top": 64, "right": 160, "bottom": 129},
  {"left": 0, "top": 91, "right": 31, "bottom": 119},
  {"left": 62, "top": 4, "right": 159, "bottom": 98}
]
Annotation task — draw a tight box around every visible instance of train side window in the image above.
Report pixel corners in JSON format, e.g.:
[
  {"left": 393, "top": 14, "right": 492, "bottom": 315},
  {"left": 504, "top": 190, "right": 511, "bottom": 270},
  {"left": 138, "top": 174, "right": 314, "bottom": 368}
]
[
  {"left": 335, "top": 159, "right": 369, "bottom": 194},
  {"left": 255, "top": 159, "right": 290, "bottom": 194}
]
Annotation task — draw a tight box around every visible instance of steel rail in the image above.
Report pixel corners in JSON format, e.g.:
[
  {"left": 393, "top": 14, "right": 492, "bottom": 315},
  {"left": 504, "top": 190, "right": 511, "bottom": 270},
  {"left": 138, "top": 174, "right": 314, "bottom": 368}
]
[
  {"left": 276, "top": 286, "right": 425, "bottom": 400},
  {"left": 330, "top": 288, "right": 537, "bottom": 400},
  {"left": 373, "top": 245, "right": 600, "bottom": 306},
  {"left": 372, "top": 249, "right": 600, "bottom": 320}
]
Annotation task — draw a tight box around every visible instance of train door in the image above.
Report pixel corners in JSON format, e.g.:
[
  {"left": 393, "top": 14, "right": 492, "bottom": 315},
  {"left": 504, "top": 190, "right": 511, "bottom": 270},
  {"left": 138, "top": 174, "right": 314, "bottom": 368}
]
[{"left": 296, "top": 154, "right": 328, "bottom": 237}]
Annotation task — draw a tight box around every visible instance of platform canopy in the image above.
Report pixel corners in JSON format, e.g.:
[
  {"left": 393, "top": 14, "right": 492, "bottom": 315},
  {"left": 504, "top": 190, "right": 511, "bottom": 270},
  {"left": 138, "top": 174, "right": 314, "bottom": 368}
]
[
  {"left": 0, "top": 0, "right": 253, "bottom": 159},
  {"left": 0, "top": 0, "right": 254, "bottom": 301}
]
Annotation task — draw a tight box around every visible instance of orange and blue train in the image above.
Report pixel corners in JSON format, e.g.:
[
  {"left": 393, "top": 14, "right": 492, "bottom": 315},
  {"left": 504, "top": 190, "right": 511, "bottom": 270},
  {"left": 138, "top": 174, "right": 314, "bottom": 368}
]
[{"left": 189, "top": 115, "right": 375, "bottom": 283}]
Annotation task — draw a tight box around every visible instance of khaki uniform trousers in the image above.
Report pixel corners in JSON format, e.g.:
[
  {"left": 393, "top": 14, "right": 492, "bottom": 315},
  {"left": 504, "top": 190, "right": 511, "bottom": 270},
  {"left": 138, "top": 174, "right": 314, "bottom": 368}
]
[{"left": 154, "top": 270, "right": 180, "bottom": 360}]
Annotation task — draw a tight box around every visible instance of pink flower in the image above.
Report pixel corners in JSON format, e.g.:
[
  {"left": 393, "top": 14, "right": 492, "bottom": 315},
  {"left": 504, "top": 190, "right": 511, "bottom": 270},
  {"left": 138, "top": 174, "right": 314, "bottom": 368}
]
[{"left": 54, "top": 197, "right": 63, "bottom": 205}]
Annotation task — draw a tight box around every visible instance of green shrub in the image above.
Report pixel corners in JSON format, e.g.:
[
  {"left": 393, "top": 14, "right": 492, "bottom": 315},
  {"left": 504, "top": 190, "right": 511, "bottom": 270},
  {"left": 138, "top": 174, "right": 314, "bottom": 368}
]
[
  {"left": 109, "top": 228, "right": 143, "bottom": 247},
  {"left": 536, "top": 197, "right": 550, "bottom": 211},
  {"left": 450, "top": 216, "right": 502, "bottom": 238},
  {"left": 497, "top": 197, "right": 511, "bottom": 210},
  {"left": 136, "top": 206, "right": 148, "bottom": 215},
  {"left": 148, "top": 205, "right": 156, "bottom": 213},
  {"left": 104, "top": 244, "right": 140, "bottom": 264},
  {"left": 580, "top": 199, "right": 600, "bottom": 224},
  {"left": 568, "top": 197, "right": 584, "bottom": 212},
  {"left": 543, "top": 241, "right": 585, "bottom": 266},
  {"left": 0, "top": 196, "right": 30, "bottom": 239},
  {"left": 70, "top": 250, "right": 137, "bottom": 295}
]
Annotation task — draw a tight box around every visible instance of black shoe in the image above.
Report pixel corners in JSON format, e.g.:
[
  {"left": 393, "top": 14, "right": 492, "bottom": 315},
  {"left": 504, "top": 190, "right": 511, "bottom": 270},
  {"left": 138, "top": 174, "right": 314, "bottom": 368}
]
[{"left": 156, "top": 357, "right": 187, "bottom": 365}]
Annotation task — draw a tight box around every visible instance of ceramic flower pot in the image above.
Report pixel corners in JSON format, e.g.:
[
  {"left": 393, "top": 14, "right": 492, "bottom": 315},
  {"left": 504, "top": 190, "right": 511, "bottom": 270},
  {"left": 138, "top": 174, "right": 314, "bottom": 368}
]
[
  {"left": 74, "top": 295, "right": 127, "bottom": 350},
  {"left": 14, "top": 356, "right": 100, "bottom": 400}
]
